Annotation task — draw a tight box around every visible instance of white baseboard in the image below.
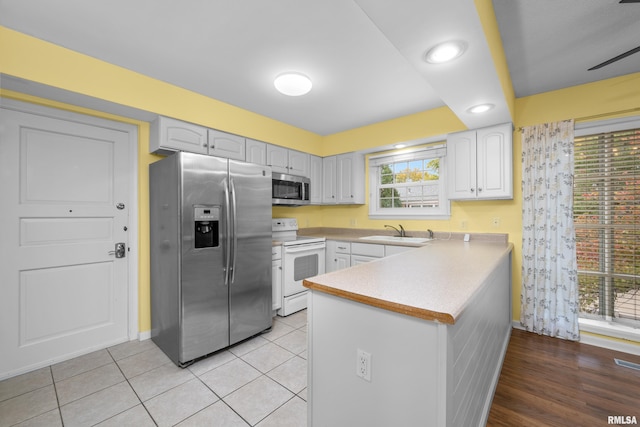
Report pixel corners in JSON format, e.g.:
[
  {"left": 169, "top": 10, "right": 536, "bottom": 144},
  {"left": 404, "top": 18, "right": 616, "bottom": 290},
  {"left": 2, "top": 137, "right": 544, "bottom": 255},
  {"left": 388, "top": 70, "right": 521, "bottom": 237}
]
[{"left": 138, "top": 330, "right": 152, "bottom": 341}]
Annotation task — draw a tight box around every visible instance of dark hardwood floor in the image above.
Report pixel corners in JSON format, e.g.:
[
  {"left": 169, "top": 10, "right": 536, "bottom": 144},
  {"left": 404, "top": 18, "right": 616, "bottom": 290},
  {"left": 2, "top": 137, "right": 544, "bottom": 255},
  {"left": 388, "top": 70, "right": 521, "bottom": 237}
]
[{"left": 487, "top": 328, "right": 640, "bottom": 427}]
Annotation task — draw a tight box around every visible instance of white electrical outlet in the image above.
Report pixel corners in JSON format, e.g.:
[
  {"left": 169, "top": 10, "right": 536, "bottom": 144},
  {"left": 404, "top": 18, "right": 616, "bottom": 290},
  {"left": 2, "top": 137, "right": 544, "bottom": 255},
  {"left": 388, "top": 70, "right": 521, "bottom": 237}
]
[{"left": 356, "top": 349, "right": 372, "bottom": 381}]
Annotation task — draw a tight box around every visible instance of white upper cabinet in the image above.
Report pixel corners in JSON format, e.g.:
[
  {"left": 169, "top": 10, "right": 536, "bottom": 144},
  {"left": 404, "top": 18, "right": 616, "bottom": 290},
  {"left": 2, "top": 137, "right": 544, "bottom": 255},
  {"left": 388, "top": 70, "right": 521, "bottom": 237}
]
[
  {"left": 323, "top": 152, "right": 365, "bottom": 204},
  {"left": 266, "top": 144, "right": 289, "bottom": 173},
  {"left": 309, "top": 154, "right": 323, "bottom": 204},
  {"left": 246, "top": 138, "right": 267, "bottom": 165},
  {"left": 322, "top": 155, "right": 338, "bottom": 203},
  {"left": 447, "top": 123, "right": 513, "bottom": 200},
  {"left": 207, "top": 130, "right": 246, "bottom": 161},
  {"left": 150, "top": 116, "right": 208, "bottom": 155},
  {"left": 288, "top": 150, "right": 310, "bottom": 177},
  {"left": 266, "top": 144, "right": 310, "bottom": 177},
  {"left": 150, "top": 116, "right": 246, "bottom": 161},
  {"left": 336, "top": 152, "right": 364, "bottom": 204}
]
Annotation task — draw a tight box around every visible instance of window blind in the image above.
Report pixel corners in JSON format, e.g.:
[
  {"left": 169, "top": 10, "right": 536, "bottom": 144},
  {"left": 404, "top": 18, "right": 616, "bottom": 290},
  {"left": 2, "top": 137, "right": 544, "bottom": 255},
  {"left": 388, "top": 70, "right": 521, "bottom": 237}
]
[
  {"left": 574, "top": 127, "right": 640, "bottom": 326},
  {"left": 368, "top": 145, "right": 446, "bottom": 167}
]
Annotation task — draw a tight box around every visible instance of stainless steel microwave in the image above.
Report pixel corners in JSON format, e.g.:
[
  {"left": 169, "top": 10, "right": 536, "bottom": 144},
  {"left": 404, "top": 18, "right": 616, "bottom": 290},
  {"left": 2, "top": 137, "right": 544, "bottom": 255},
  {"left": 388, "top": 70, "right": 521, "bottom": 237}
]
[{"left": 272, "top": 172, "right": 310, "bottom": 206}]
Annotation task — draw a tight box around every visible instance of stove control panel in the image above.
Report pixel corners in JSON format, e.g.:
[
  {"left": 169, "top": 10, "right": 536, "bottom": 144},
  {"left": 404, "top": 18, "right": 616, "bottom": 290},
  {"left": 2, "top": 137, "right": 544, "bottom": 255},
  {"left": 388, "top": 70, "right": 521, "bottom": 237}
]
[{"left": 272, "top": 218, "right": 298, "bottom": 232}]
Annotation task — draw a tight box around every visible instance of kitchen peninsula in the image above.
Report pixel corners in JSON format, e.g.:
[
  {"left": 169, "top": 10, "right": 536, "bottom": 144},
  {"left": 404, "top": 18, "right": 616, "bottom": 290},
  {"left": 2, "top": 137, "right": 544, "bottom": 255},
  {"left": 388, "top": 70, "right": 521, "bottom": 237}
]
[{"left": 303, "top": 238, "right": 513, "bottom": 427}]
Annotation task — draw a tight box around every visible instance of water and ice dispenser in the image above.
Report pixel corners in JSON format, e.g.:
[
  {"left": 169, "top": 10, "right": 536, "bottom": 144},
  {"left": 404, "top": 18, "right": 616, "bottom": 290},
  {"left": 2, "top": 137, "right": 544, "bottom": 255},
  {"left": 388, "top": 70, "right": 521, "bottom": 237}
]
[{"left": 194, "top": 206, "right": 220, "bottom": 248}]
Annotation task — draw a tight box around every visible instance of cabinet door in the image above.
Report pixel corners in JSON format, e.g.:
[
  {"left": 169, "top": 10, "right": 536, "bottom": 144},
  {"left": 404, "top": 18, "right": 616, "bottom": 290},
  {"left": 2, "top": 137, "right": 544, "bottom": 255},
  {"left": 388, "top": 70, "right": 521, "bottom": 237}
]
[
  {"left": 351, "top": 254, "right": 379, "bottom": 265},
  {"left": 322, "top": 156, "right": 337, "bottom": 203},
  {"left": 446, "top": 130, "right": 477, "bottom": 200},
  {"left": 336, "top": 153, "right": 365, "bottom": 204},
  {"left": 208, "top": 130, "right": 245, "bottom": 161},
  {"left": 150, "top": 116, "right": 208, "bottom": 155},
  {"left": 476, "top": 124, "right": 513, "bottom": 199},
  {"left": 288, "top": 150, "right": 310, "bottom": 177},
  {"left": 246, "top": 139, "right": 267, "bottom": 165},
  {"left": 272, "top": 259, "right": 282, "bottom": 311},
  {"left": 351, "top": 242, "right": 385, "bottom": 257},
  {"left": 309, "top": 155, "right": 323, "bottom": 204},
  {"left": 326, "top": 240, "right": 351, "bottom": 272},
  {"left": 266, "top": 144, "right": 289, "bottom": 173},
  {"left": 335, "top": 253, "right": 351, "bottom": 270},
  {"left": 384, "top": 245, "right": 413, "bottom": 256}
]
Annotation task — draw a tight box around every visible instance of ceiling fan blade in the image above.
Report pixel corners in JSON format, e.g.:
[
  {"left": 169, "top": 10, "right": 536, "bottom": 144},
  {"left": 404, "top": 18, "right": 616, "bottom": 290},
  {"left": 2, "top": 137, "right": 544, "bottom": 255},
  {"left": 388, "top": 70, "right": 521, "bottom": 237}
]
[{"left": 588, "top": 45, "right": 640, "bottom": 70}]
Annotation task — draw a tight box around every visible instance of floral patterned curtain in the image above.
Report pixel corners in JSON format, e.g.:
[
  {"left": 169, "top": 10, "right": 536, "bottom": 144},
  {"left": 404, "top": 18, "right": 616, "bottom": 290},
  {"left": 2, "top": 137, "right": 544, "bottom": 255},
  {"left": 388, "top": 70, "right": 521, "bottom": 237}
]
[{"left": 521, "top": 120, "right": 580, "bottom": 340}]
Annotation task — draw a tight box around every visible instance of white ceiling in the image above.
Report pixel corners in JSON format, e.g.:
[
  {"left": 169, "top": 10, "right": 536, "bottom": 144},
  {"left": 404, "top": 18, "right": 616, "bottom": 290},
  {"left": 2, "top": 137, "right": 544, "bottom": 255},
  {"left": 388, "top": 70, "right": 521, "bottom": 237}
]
[
  {"left": 493, "top": 0, "right": 640, "bottom": 97},
  {"left": 1, "top": 0, "right": 639, "bottom": 135}
]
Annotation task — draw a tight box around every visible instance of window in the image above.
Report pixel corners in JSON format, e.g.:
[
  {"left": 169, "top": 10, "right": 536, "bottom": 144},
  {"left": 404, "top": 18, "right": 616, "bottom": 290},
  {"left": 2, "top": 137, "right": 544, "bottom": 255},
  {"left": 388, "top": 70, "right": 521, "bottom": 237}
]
[
  {"left": 574, "top": 119, "right": 640, "bottom": 328},
  {"left": 369, "top": 145, "right": 450, "bottom": 218}
]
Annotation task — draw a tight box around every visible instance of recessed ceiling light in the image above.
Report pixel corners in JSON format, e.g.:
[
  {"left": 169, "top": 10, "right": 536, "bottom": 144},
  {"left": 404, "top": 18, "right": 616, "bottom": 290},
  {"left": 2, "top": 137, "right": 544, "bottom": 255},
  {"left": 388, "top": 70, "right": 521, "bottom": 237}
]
[
  {"left": 274, "top": 72, "right": 312, "bottom": 96},
  {"left": 467, "top": 104, "right": 494, "bottom": 114},
  {"left": 394, "top": 143, "right": 406, "bottom": 149},
  {"left": 424, "top": 41, "right": 467, "bottom": 64}
]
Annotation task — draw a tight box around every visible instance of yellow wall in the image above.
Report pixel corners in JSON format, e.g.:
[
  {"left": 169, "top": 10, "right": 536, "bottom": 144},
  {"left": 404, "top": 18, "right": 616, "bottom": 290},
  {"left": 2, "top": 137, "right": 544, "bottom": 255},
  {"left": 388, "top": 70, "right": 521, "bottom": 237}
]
[
  {"left": 2, "top": 26, "right": 640, "bottom": 338},
  {"left": 272, "top": 72, "right": 640, "bottom": 324},
  {"left": 0, "top": 26, "right": 322, "bottom": 333}
]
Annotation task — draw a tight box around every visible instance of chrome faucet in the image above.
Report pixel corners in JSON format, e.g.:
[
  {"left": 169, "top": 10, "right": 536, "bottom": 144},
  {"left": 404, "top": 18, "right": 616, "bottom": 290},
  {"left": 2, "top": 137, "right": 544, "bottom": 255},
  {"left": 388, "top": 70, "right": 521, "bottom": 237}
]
[{"left": 384, "top": 224, "right": 406, "bottom": 237}]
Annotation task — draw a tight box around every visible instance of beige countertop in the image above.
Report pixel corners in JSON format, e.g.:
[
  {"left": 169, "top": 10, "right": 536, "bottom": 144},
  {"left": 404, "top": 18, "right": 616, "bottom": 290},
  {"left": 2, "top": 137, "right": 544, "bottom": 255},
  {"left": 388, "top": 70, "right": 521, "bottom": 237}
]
[
  {"left": 303, "top": 239, "right": 513, "bottom": 324},
  {"left": 274, "top": 226, "right": 508, "bottom": 248}
]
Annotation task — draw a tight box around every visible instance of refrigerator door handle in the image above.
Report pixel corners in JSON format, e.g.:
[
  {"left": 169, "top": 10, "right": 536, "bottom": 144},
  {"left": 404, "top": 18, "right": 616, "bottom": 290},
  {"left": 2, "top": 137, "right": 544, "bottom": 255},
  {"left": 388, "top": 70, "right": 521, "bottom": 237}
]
[
  {"left": 223, "top": 179, "right": 231, "bottom": 286},
  {"left": 230, "top": 177, "right": 238, "bottom": 284}
]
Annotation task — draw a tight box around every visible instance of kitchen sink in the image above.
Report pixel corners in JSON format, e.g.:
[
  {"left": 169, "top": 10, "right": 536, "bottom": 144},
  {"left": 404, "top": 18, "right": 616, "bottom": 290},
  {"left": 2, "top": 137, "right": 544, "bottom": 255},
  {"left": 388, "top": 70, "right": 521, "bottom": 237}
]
[{"left": 359, "top": 235, "right": 433, "bottom": 244}]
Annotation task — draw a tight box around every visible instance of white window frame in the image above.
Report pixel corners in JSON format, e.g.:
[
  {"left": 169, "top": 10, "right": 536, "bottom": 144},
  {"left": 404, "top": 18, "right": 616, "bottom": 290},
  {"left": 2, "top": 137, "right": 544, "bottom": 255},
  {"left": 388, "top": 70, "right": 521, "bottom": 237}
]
[
  {"left": 368, "top": 145, "right": 450, "bottom": 219},
  {"left": 574, "top": 115, "right": 640, "bottom": 339}
]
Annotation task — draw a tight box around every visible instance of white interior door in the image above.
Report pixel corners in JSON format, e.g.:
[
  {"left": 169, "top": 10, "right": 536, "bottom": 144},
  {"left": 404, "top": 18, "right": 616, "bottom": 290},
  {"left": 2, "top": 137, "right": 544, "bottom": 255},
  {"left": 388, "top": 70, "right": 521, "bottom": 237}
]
[{"left": 0, "top": 104, "right": 132, "bottom": 378}]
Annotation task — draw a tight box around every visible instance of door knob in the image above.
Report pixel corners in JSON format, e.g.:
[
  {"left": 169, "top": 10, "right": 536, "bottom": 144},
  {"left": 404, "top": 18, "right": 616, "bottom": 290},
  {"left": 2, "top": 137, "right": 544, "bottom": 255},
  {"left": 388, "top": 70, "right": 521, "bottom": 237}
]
[{"left": 109, "top": 242, "right": 126, "bottom": 258}]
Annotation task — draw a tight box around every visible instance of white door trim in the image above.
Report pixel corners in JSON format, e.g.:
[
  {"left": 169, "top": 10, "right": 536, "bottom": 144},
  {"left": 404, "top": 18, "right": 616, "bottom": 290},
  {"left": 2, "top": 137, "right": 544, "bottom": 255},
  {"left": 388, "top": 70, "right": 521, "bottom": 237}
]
[{"left": 1, "top": 97, "right": 140, "bottom": 342}]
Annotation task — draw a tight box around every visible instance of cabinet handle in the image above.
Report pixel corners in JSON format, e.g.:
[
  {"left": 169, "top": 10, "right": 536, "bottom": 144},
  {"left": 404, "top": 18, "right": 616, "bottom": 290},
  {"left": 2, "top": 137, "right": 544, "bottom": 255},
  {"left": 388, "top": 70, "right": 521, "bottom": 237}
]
[
  {"left": 203, "top": 143, "right": 208, "bottom": 148},
  {"left": 478, "top": 188, "right": 483, "bottom": 192},
  {"left": 470, "top": 188, "right": 475, "bottom": 192},
  {"left": 210, "top": 144, "right": 215, "bottom": 149}
]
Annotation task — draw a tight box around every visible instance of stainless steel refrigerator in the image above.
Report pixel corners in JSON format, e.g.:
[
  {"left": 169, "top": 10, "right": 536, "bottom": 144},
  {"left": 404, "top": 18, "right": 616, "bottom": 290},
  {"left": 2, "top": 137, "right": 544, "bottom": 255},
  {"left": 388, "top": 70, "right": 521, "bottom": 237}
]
[{"left": 150, "top": 152, "right": 272, "bottom": 366}]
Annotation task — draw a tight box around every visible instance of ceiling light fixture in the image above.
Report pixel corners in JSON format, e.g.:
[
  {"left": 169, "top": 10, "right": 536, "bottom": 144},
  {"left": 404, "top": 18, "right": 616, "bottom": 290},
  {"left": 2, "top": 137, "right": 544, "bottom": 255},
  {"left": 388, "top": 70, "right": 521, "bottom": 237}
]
[
  {"left": 394, "top": 143, "right": 406, "bottom": 149},
  {"left": 467, "top": 103, "right": 494, "bottom": 114},
  {"left": 424, "top": 40, "right": 467, "bottom": 64},
  {"left": 274, "top": 72, "right": 312, "bottom": 96}
]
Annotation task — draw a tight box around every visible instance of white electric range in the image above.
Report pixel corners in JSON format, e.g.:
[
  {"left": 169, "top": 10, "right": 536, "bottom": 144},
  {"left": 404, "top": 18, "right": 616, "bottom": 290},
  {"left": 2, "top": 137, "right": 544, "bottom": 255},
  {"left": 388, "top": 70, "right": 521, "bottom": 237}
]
[{"left": 272, "top": 218, "right": 326, "bottom": 316}]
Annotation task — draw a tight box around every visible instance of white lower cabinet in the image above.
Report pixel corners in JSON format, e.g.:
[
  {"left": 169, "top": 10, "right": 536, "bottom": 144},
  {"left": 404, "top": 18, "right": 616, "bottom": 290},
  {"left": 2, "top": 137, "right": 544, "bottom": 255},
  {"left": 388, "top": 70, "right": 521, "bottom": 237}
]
[
  {"left": 326, "top": 240, "right": 417, "bottom": 271},
  {"left": 385, "top": 245, "right": 413, "bottom": 256},
  {"left": 272, "top": 246, "right": 282, "bottom": 312},
  {"left": 350, "top": 242, "right": 385, "bottom": 265},
  {"left": 326, "top": 241, "right": 351, "bottom": 273}
]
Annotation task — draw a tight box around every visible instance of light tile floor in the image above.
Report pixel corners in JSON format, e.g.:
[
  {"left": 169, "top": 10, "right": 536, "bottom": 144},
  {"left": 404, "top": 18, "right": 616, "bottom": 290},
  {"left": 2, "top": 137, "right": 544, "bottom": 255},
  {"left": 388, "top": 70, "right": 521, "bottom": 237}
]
[{"left": 0, "top": 310, "right": 308, "bottom": 427}]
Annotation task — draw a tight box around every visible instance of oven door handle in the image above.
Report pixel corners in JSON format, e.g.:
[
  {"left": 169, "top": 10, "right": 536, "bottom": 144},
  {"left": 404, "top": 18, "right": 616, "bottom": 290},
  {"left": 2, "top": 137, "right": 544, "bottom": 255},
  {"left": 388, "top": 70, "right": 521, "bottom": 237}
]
[{"left": 284, "top": 243, "right": 326, "bottom": 253}]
